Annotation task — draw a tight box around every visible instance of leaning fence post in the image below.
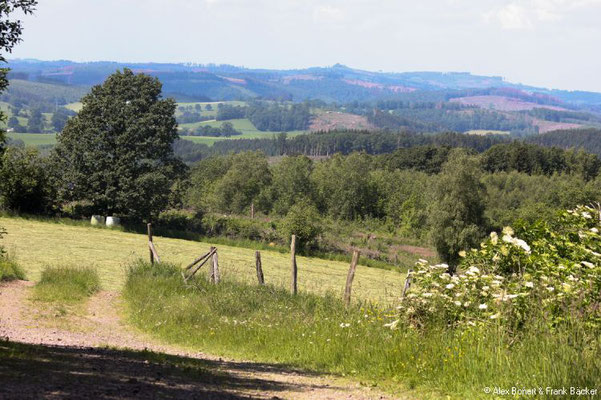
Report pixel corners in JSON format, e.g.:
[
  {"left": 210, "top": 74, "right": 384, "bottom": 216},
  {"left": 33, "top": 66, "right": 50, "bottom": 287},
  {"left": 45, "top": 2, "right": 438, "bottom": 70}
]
[
  {"left": 344, "top": 250, "right": 360, "bottom": 307},
  {"left": 255, "top": 250, "right": 264, "bottom": 285},
  {"left": 147, "top": 223, "right": 154, "bottom": 265},
  {"left": 290, "top": 234, "right": 297, "bottom": 295}
]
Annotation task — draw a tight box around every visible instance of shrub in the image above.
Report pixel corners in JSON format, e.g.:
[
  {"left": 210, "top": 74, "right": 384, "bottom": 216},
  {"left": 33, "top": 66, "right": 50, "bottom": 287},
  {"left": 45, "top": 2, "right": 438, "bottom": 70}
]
[
  {"left": 201, "top": 214, "right": 278, "bottom": 243},
  {"left": 279, "top": 201, "right": 322, "bottom": 252},
  {"left": 0, "top": 147, "right": 54, "bottom": 213},
  {"left": 156, "top": 209, "right": 203, "bottom": 232},
  {"left": 0, "top": 257, "right": 25, "bottom": 282},
  {"left": 33, "top": 266, "right": 101, "bottom": 303},
  {"left": 395, "top": 206, "right": 601, "bottom": 330},
  {"left": 60, "top": 200, "right": 96, "bottom": 219}
]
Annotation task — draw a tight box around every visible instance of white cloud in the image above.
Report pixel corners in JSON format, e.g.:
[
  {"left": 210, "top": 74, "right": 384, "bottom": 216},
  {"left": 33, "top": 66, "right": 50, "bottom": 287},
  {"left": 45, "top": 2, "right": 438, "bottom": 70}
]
[{"left": 485, "top": 0, "right": 601, "bottom": 30}]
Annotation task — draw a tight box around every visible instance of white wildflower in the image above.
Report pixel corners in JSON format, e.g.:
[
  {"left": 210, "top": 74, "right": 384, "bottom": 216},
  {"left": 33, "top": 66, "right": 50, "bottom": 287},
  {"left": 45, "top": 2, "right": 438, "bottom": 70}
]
[
  {"left": 524, "top": 281, "right": 534, "bottom": 288},
  {"left": 454, "top": 301, "right": 462, "bottom": 306},
  {"left": 478, "top": 304, "right": 488, "bottom": 310},
  {"left": 582, "top": 261, "right": 595, "bottom": 269},
  {"left": 502, "top": 226, "right": 514, "bottom": 236},
  {"left": 490, "top": 231, "right": 499, "bottom": 245},
  {"left": 339, "top": 323, "right": 350, "bottom": 328},
  {"left": 384, "top": 319, "right": 400, "bottom": 330},
  {"left": 445, "top": 284, "right": 455, "bottom": 290}
]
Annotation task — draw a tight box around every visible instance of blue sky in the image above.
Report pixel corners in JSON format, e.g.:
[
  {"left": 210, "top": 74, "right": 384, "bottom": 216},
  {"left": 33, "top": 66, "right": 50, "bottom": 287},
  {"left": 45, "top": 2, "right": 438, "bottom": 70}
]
[{"left": 10, "top": 0, "right": 601, "bottom": 92}]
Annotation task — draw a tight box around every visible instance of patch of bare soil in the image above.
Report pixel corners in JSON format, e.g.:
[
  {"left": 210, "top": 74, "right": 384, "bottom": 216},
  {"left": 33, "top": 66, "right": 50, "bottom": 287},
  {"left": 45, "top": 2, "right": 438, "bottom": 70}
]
[
  {"left": 0, "top": 281, "right": 405, "bottom": 400},
  {"left": 310, "top": 112, "right": 377, "bottom": 132}
]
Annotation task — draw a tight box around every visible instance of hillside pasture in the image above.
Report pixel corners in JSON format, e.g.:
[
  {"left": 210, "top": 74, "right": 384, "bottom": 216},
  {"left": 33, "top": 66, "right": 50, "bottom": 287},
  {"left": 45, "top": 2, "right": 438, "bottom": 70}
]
[{"left": 0, "top": 217, "right": 405, "bottom": 304}]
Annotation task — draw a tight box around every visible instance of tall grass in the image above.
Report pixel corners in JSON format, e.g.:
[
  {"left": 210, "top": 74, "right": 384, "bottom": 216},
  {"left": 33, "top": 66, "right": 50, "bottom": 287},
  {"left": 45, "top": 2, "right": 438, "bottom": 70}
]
[
  {"left": 33, "top": 266, "right": 101, "bottom": 303},
  {"left": 123, "top": 261, "right": 601, "bottom": 399},
  {"left": 0, "top": 256, "right": 26, "bottom": 282}
]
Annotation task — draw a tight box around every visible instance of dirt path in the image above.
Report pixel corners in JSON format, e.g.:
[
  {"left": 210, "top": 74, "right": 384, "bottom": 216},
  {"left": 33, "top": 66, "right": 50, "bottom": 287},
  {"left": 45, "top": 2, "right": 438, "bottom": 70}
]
[{"left": 0, "top": 281, "right": 406, "bottom": 400}]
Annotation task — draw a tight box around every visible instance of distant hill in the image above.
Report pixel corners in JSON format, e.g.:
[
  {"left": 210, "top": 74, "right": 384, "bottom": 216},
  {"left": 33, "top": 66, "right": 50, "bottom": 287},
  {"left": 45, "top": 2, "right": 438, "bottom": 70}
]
[{"left": 6, "top": 59, "right": 601, "bottom": 108}]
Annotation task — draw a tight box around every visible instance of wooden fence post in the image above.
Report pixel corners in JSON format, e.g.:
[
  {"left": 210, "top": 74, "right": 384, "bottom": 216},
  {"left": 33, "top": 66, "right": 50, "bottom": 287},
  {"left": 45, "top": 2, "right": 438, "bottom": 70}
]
[
  {"left": 211, "top": 248, "right": 221, "bottom": 284},
  {"left": 344, "top": 250, "right": 360, "bottom": 307},
  {"left": 250, "top": 203, "right": 255, "bottom": 219},
  {"left": 290, "top": 234, "right": 297, "bottom": 295},
  {"left": 147, "top": 223, "right": 154, "bottom": 265},
  {"left": 255, "top": 251, "right": 264, "bottom": 285},
  {"left": 401, "top": 269, "right": 414, "bottom": 299}
]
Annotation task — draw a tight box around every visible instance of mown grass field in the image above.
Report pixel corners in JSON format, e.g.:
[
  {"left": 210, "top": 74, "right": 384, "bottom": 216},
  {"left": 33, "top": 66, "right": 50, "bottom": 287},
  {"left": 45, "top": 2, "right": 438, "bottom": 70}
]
[{"left": 0, "top": 217, "right": 405, "bottom": 304}]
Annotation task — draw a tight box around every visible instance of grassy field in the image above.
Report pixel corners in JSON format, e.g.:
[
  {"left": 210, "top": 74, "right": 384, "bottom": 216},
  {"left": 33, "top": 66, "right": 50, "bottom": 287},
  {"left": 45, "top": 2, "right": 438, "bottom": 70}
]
[
  {"left": 179, "top": 118, "right": 307, "bottom": 145},
  {"left": 6, "top": 132, "right": 57, "bottom": 146},
  {"left": 0, "top": 216, "right": 405, "bottom": 304}
]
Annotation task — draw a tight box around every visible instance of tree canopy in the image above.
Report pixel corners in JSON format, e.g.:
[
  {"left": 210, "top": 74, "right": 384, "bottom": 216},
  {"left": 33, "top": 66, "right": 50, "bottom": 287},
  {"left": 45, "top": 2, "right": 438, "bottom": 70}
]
[{"left": 52, "top": 69, "right": 185, "bottom": 220}]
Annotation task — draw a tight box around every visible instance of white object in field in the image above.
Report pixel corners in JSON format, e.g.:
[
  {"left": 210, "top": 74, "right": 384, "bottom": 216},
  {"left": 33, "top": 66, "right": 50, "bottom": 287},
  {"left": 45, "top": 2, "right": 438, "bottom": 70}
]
[
  {"left": 106, "top": 216, "right": 121, "bottom": 227},
  {"left": 91, "top": 215, "right": 105, "bottom": 226}
]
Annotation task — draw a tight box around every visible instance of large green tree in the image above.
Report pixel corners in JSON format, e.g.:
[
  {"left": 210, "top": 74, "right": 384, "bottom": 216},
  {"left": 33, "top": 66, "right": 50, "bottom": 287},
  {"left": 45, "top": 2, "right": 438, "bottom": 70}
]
[
  {"left": 0, "top": 0, "right": 37, "bottom": 153},
  {"left": 429, "top": 149, "right": 488, "bottom": 266},
  {"left": 52, "top": 69, "right": 185, "bottom": 220}
]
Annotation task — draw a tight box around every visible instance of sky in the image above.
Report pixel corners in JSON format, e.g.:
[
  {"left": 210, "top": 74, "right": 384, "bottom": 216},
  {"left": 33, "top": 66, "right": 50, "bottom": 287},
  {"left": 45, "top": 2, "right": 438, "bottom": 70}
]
[{"left": 9, "top": 0, "right": 601, "bottom": 92}]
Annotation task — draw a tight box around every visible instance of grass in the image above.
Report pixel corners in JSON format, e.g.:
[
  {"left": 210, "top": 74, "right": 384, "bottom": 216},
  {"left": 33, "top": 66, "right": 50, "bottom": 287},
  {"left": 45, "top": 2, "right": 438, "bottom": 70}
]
[
  {"left": 124, "top": 261, "right": 601, "bottom": 399},
  {"left": 6, "top": 132, "right": 57, "bottom": 146},
  {"left": 179, "top": 118, "right": 307, "bottom": 145},
  {"left": 0, "top": 216, "right": 405, "bottom": 303},
  {"left": 32, "top": 266, "right": 100, "bottom": 303},
  {"left": 0, "top": 256, "right": 26, "bottom": 282}
]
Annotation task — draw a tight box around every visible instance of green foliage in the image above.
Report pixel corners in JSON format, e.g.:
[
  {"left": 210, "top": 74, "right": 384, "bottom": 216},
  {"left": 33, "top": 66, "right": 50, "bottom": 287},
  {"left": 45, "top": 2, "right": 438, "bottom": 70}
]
[
  {"left": 26, "top": 107, "right": 43, "bottom": 132},
  {"left": 33, "top": 266, "right": 100, "bottom": 303},
  {"left": 0, "top": 146, "right": 53, "bottom": 213},
  {"left": 398, "top": 206, "right": 601, "bottom": 331},
  {"left": 429, "top": 149, "right": 487, "bottom": 265},
  {"left": 481, "top": 141, "right": 601, "bottom": 180},
  {"left": 52, "top": 69, "right": 186, "bottom": 221},
  {"left": 312, "top": 153, "right": 377, "bottom": 219},
  {"left": 0, "top": 256, "right": 25, "bottom": 282},
  {"left": 50, "top": 107, "right": 75, "bottom": 132},
  {"left": 210, "top": 151, "right": 271, "bottom": 214},
  {"left": 269, "top": 155, "right": 315, "bottom": 215},
  {"left": 156, "top": 209, "right": 203, "bottom": 232},
  {"left": 279, "top": 200, "right": 322, "bottom": 252},
  {"left": 0, "top": 0, "right": 38, "bottom": 151}
]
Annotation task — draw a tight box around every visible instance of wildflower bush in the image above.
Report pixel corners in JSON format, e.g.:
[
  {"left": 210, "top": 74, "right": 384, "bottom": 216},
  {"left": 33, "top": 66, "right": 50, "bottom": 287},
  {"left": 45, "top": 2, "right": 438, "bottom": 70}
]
[{"left": 398, "top": 205, "right": 601, "bottom": 330}]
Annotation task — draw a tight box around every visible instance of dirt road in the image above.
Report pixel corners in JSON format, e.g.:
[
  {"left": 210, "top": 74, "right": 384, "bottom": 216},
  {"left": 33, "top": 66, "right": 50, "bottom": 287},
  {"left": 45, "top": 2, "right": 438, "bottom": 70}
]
[{"left": 0, "top": 281, "right": 405, "bottom": 400}]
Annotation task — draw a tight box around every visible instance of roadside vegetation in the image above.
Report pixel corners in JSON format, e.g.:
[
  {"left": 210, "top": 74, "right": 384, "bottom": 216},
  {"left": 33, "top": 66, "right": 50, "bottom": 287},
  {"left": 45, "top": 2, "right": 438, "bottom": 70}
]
[
  {"left": 32, "top": 266, "right": 100, "bottom": 303},
  {"left": 0, "top": 255, "right": 25, "bottom": 282},
  {"left": 123, "top": 210, "right": 601, "bottom": 399}
]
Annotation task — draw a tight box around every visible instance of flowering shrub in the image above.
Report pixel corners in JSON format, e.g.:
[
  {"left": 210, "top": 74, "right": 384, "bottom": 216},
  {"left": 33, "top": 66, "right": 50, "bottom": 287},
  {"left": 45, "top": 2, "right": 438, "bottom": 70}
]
[{"left": 396, "top": 206, "right": 601, "bottom": 330}]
